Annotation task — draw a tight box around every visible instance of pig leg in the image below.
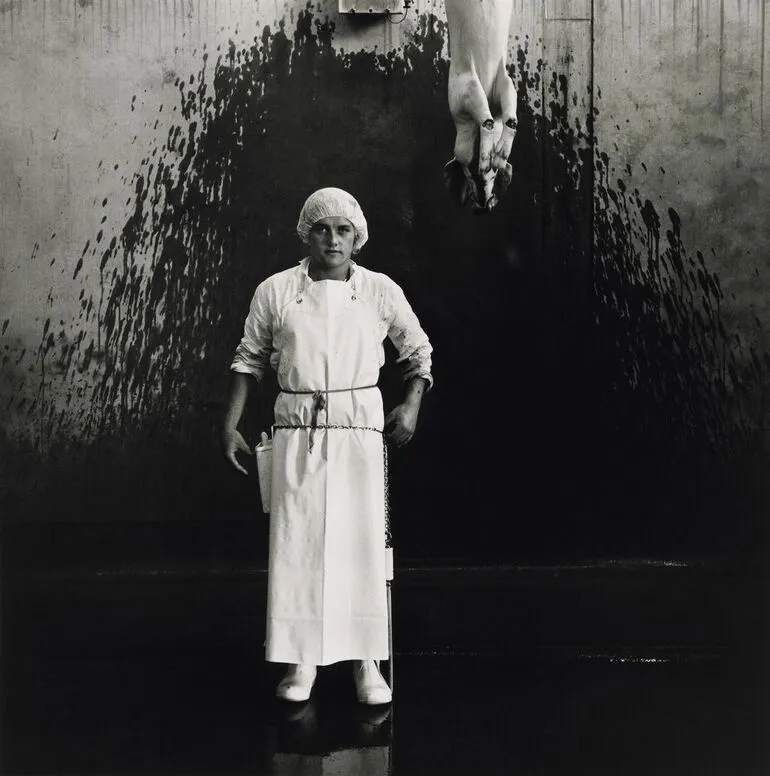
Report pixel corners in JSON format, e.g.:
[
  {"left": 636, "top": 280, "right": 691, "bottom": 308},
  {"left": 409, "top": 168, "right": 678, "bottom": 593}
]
[
  {"left": 448, "top": 69, "right": 496, "bottom": 174},
  {"left": 491, "top": 60, "right": 517, "bottom": 173},
  {"left": 446, "top": 70, "right": 496, "bottom": 209}
]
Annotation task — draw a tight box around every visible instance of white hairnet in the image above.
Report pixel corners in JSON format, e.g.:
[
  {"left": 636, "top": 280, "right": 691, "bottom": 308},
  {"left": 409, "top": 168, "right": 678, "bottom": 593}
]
[{"left": 296, "top": 187, "right": 369, "bottom": 252}]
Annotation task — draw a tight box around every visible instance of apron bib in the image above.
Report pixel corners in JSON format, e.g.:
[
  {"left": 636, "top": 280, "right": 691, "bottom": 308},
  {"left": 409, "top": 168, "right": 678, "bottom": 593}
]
[{"left": 265, "top": 271, "right": 389, "bottom": 666}]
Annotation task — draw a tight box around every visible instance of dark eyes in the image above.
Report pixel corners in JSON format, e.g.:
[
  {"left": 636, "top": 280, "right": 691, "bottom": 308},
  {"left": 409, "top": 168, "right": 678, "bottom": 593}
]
[{"left": 311, "top": 225, "right": 352, "bottom": 235}]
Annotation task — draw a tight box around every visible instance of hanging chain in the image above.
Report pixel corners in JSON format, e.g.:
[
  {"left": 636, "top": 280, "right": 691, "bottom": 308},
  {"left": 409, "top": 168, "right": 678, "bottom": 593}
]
[
  {"left": 383, "top": 437, "right": 391, "bottom": 549},
  {"left": 273, "top": 423, "right": 384, "bottom": 434}
]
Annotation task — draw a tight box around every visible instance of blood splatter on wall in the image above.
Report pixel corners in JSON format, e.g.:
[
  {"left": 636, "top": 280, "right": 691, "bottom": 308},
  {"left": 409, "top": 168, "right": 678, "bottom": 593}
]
[{"left": 1, "top": 0, "right": 768, "bottom": 562}]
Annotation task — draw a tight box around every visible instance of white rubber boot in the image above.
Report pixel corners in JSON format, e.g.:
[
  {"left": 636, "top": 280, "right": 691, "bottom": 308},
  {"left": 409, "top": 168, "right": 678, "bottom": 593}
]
[
  {"left": 276, "top": 663, "right": 317, "bottom": 702},
  {"left": 353, "top": 660, "right": 392, "bottom": 705}
]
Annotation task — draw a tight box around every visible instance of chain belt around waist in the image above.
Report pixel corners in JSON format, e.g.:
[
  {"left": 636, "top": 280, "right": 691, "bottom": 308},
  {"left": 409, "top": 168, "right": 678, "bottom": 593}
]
[{"left": 275, "top": 384, "right": 379, "bottom": 452}]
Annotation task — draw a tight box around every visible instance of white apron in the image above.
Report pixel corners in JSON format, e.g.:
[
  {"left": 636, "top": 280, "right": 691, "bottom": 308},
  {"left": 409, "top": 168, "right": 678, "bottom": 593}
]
[{"left": 265, "top": 269, "right": 389, "bottom": 666}]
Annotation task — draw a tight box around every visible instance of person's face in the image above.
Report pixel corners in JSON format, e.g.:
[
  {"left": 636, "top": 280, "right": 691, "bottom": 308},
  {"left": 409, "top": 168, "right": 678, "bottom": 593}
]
[{"left": 308, "top": 216, "right": 356, "bottom": 270}]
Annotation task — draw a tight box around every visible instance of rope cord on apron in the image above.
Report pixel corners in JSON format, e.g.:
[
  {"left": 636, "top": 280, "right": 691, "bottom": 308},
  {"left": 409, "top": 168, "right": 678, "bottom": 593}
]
[{"left": 277, "top": 384, "right": 378, "bottom": 452}]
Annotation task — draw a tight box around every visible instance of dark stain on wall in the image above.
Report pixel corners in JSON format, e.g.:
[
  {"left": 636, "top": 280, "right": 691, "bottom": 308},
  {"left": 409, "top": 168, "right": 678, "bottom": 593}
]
[{"left": 1, "top": 8, "right": 766, "bottom": 563}]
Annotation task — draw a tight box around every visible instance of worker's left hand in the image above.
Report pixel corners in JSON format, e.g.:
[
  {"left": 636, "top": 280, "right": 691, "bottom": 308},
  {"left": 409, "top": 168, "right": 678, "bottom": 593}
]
[{"left": 384, "top": 402, "right": 420, "bottom": 447}]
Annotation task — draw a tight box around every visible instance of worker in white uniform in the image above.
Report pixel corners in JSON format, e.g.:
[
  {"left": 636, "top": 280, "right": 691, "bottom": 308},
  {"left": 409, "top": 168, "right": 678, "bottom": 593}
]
[{"left": 221, "top": 188, "right": 433, "bottom": 705}]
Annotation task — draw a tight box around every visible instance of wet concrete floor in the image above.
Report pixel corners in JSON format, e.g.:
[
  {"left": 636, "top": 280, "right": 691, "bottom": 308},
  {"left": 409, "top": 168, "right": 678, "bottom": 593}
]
[
  {"left": 2, "top": 648, "right": 768, "bottom": 775},
  {"left": 1, "top": 570, "right": 768, "bottom": 775}
]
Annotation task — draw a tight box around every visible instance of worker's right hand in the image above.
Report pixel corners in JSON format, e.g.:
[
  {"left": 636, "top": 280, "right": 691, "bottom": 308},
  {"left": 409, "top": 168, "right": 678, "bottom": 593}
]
[{"left": 221, "top": 427, "right": 252, "bottom": 475}]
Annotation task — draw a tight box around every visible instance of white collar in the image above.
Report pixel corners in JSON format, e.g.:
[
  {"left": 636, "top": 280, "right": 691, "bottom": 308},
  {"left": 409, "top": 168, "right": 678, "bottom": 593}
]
[{"left": 300, "top": 256, "right": 358, "bottom": 280}]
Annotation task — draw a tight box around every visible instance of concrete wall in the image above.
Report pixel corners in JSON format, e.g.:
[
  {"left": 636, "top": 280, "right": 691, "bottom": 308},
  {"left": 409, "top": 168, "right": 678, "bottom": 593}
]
[
  {"left": 0, "top": 1, "right": 454, "bottom": 412},
  {"left": 596, "top": 0, "right": 770, "bottom": 358},
  {"left": 1, "top": 0, "right": 767, "bottom": 563}
]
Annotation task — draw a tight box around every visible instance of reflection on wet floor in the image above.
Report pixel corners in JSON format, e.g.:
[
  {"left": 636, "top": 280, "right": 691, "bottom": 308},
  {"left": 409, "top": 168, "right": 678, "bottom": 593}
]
[
  {"left": 1, "top": 560, "right": 768, "bottom": 775},
  {"left": 2, "top": 649, "right": 768, "bottom": 775},
  {"left": 1, "top": 651, "right": 401, "bottom": 776},
  {"left": 268, "top": 700, "right": 392, "bottom": 776}
]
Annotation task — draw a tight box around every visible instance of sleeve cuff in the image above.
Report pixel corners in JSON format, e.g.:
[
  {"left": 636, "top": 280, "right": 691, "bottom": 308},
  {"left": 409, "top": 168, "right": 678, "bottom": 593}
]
[
  {"left": 404, "top": 371, "right": 433, "bottom": 391},
  {"left": 229, "top": 361, "right": 264, "bottom": 381}
]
